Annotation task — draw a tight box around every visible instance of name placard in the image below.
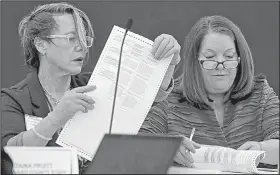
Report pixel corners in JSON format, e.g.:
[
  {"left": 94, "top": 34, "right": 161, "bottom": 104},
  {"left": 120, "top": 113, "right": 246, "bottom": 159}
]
[{"left": 4, "top": 146, "right": 78, "bottom": 174}]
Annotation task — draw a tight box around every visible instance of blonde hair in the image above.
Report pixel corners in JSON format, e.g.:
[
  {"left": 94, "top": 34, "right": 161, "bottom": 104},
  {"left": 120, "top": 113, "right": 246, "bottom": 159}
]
[
  {"left": 18, "top": 2, "right": 94, "bottom": 70},
  {"left": 175, "top": 15, "right": 254, "bottom": 109}
]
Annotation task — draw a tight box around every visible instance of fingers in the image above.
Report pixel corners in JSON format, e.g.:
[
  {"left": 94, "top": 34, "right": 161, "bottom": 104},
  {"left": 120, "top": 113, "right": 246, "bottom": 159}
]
[
  {"left": 237, "top": 141, "right": 261, "bottom": 151},
  {"left": 154, "top": 37, "right": 170, "bottom": 59},
  {"left": 152, "top": 34, "right": 180, "bottom": 60},
  {"left": 74, "top": 85, "right": 96, "bottom": 93},
  {"left": 192, "top": 141, "right": 201, "bottom": 149},
  {"left": 237, "top": 141, "right": 254, "bottom": 150},
  {"left": 181, "top": 137, "right": 196, "bottom": 153},
  {"left": 165, "top": 39, "right": 180, "bottom": 60},
  {"left": 174, "top": 145, "right": 186, "bottom": 165},
  {"left": 151, "top": 35, "right": 165, "bottom": 55},
  {"left": 76, "top": 93, "right": 95, "bottom": 104},
  {"left": 75, "top": 99, "right": 95, "bottom": 113},
  {"left": 158, "top": 39, "right": 174, "bottom": 59},
  {"left": 174, "top": 145, "right": 194, "bottom": 167}
]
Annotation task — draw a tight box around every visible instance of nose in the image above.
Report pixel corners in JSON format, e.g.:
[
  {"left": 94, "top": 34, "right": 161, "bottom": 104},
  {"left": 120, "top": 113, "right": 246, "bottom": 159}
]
[
  {"left": 216, "top": 63, "right": 224, "bottom": 70},
  {"left": 75, "top": 41, "right": 83, "bottom": 52}
]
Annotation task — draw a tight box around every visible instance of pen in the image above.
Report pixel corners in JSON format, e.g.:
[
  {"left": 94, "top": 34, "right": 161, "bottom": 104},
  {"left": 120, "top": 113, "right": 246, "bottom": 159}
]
[
  {"left": 187, "top": 128, "right": 196, "bottom": 154},
  {"left": 189, "top": 128, "right": 195, "bottom": 143},
  {"left": 187, "top": 128, "right": 196, "bottom": 168}
]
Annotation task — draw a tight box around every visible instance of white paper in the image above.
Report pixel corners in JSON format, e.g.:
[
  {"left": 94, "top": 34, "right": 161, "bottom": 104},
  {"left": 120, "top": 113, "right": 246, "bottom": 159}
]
[
  {"left": 168, "top": 166, "right": 278, "bottom": 174},
  {"left": 4, "top": 146, "right": 78, "bottom": 174},
  {"left": 167, "top": 166, "right": 221, "bottom": 174},
  {"left": 56, "top": 25, "right": 173, "bottom": 161},
  {"left": 191, "top": 145, "right": 266, "bottom": 174},
  {"left": 24, "top": 114, "right": 42, "bottom": 130}
]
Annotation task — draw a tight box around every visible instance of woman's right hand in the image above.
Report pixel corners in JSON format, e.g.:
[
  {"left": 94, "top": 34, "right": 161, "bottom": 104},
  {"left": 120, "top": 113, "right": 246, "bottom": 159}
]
[
  {"left": 51, "top": 85, "right": 96, "bottom": 126},
  {"left": 174, "top": 136, "right": 201, "bottom": 167}
]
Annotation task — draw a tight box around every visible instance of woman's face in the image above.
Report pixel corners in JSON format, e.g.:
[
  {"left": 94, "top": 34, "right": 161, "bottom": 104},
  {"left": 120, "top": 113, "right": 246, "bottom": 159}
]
[
  {"left": 44, "top": 14, "right": 87, "bottom": 75},
  {"left": 198, "top": 32, "right": 238, "bottom": 95}
]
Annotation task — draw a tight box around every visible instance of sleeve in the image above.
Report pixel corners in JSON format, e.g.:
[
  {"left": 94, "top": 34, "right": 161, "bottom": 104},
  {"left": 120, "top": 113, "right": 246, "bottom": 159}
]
[
  {"left": 138, "top": 100, "right": 169, "bottom": 135},
  {"left": 261, "top": 80, "right": 279, "bottom": 140},
  {"left": 1, "top": 91, "right": 26, "bottom": 148},
  {"left": 154, "top": 78, "right": 174, "bottom": 103}
]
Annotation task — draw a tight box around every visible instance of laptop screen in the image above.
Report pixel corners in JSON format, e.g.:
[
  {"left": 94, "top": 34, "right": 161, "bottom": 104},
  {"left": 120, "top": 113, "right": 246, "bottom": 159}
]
[{"left": 84, "top": 134, "right": 182, "bottom": 174}]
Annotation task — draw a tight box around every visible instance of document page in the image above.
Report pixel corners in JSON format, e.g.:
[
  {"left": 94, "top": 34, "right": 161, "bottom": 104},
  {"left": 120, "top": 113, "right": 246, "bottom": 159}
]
[
  {"left": 191, "top": 145, "right": 266, "bottom": 174},
  {"left": 4, "top": 146, "right": 78, "bottom": 174},
  {"left": 56, "top": 25, "right": 173, "bottom": 161}
]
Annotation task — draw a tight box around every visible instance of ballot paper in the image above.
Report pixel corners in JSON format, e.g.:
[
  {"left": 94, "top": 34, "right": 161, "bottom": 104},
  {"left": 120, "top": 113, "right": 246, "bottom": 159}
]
[
  {"left": 4, "top": 146, "right": 79, "bottom": 174},
  {"left": 56, "top": 25, "right": 173, "bottom": 161}
]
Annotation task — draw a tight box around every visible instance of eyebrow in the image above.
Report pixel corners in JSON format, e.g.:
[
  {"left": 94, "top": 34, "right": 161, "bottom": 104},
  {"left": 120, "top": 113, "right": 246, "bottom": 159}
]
[
  {"left": 204, "top": 48, "right": 236, "bottom": 53},
  {"left": 225, "top": 48, "right": 235, "bottom": 52}
]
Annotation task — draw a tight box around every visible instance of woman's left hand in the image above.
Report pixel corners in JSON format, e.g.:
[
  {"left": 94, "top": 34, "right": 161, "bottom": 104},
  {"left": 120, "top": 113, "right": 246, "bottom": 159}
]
[
  {"left": 237, "top": 141, "right": 262, "bottom": 151},
  {"left": 237, "top": 141, "right": 264, "bottom": 165},
  {"left": 151, "top": 34, "right": 181, "bottom": 90},
  {"left": 237, "top": 140, "right": 279, "bottom": 165}
]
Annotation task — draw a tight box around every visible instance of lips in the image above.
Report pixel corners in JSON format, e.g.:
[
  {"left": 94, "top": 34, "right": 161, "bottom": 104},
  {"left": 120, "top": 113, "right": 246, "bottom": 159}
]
[{"left": 73, "top": 57, "right": 84, "bottom": 62}]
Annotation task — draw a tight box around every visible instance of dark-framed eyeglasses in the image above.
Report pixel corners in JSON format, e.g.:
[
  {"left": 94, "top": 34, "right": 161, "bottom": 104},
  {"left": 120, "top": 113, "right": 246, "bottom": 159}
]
[{"left": 198, "top": 57, "right": 240, "bottom": 70}]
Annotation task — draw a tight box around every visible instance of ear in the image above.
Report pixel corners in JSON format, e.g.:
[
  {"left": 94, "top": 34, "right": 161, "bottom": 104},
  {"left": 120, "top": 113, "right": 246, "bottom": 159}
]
[{"left": 34, "top": 37, "right": 47, "bottom": 55}]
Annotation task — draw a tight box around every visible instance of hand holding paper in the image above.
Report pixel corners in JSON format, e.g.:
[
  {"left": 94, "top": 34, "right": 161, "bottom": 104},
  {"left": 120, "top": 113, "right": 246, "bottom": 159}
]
[
  {"left": 56, "top": 26, "right": 174, "bottom": 161},
  {"left": 151, "top": 34, "right": 181, "bottom": 90}
]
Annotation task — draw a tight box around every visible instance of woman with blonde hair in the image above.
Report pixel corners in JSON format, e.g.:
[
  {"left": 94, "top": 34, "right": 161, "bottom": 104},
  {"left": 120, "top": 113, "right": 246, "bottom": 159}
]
[{"left": 1, "top": 2, "right": 184, "bottom": 173}]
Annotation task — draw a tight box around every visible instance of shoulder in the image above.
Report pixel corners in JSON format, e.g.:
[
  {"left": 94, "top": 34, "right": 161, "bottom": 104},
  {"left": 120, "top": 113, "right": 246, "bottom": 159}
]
[
  {"left": 1, "top": 76, "right": 31, "bottom": 115},
  {"left": 1, "top": 76, "right": 30, "bottom": 101},
  {"left": 251, "top": 74, "right": 276, "bottom": 98},
  {"left": 232, "top": 73, "right": 277, "bottom": 106},
  {"left": 71, "top": 72, "right": 92, "bottom": 87}
]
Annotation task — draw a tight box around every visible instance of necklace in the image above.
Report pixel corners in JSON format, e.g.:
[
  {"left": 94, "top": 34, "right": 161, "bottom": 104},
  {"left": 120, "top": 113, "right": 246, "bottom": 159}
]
[{"left": 43, "top": 88, "right": 60, "bottom": 106}]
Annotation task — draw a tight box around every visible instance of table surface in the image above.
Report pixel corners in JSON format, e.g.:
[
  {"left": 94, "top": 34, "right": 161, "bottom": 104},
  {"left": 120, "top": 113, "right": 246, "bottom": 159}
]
[{"left": 167, "top": 166, "right": 278, "bottom": 174}]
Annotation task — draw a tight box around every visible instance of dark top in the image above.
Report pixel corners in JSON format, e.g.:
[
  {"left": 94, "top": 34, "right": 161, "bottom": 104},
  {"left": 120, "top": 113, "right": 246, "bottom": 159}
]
[
  {"left": 1, "top": 68, "right": 91, "bottom": 149},
  {"left": 1, "top": 68, "right": 91, "bottom": 174}
]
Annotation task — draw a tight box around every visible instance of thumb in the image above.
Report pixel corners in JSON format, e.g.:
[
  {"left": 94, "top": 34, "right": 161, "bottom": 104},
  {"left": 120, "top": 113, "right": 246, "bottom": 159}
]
[
  {"left": 237, "top": 142, "right": 253, "bottom": 150},
  {"left": 192, "top": 141, "right": 201, "bottom": 149}
]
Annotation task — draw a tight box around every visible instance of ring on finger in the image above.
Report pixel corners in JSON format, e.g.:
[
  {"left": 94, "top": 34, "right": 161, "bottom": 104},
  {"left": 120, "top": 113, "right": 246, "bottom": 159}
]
[{"left": 79, "top": 93, "right": 86, "bottom": 100}]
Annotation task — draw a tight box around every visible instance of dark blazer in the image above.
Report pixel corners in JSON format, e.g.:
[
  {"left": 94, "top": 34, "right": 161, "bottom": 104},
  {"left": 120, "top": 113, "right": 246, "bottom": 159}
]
[
  {"left": 1, "top": 68, "right": 91, "bottom": 148},
  {"left": 1, "top": 68, "right": 91, "bottom": 174}
]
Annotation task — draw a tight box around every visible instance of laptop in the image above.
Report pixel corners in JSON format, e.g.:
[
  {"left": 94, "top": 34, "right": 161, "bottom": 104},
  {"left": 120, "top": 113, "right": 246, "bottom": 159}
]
[{"left": 83, "top": 134, "right": 183, "bottom": 174}]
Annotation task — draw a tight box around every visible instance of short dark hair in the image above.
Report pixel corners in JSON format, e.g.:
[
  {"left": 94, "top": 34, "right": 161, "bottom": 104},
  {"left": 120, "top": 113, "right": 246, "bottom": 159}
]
[
  {"left": 18, "top": 2, "right": 94, "bottom": 70},
  {"left": 175, "top": 15, "right": 254, "bottom": 109}
]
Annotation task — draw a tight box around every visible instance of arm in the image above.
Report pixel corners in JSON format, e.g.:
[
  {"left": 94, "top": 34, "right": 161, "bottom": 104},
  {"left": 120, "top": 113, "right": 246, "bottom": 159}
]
[
  {"left": 260, "top": 139, "right": 279, "bottom": 165},
  {"left": 138, "top": 100, "right": 169, "bottom": 135},
  {"left": 1, "top": 92, "right": 60, "bottom": 147},
  {"left": 260, "top": 80, "right": 279, "bottom": 165},
  {"left": 154, "top": 78, "right": 174, "bottom": 103}
]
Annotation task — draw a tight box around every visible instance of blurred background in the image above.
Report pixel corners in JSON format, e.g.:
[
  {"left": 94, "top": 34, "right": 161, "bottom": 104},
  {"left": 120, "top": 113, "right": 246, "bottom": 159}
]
[{"left": 1, "top": 1, "right": 279, "bottom": 95}]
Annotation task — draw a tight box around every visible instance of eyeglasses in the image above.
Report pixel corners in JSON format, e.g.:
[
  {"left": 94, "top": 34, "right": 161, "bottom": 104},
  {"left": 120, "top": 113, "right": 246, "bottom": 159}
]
[
  {"left": 198, "top": 57, "right": 240, "bottom": 70},
  {"left": 45, "top": 34, "right": 93, "bottom": 47}
]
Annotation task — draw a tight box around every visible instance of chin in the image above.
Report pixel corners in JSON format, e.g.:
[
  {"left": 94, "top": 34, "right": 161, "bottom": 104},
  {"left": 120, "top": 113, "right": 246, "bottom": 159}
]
[
  {"left": 212, "top": 86, "right": 231, "bottom": 94},
  {"left": 68, "top": 67, "right": 82, "bottom": 75},
  {"left": 206, "top": 83, "right": 232, "bottom": 94}
]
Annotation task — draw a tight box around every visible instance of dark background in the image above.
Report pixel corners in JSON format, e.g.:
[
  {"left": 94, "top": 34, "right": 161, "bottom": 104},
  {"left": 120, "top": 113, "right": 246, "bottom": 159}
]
[{"left": 1, "top": 1, "right": 279, "bottom": 95}]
